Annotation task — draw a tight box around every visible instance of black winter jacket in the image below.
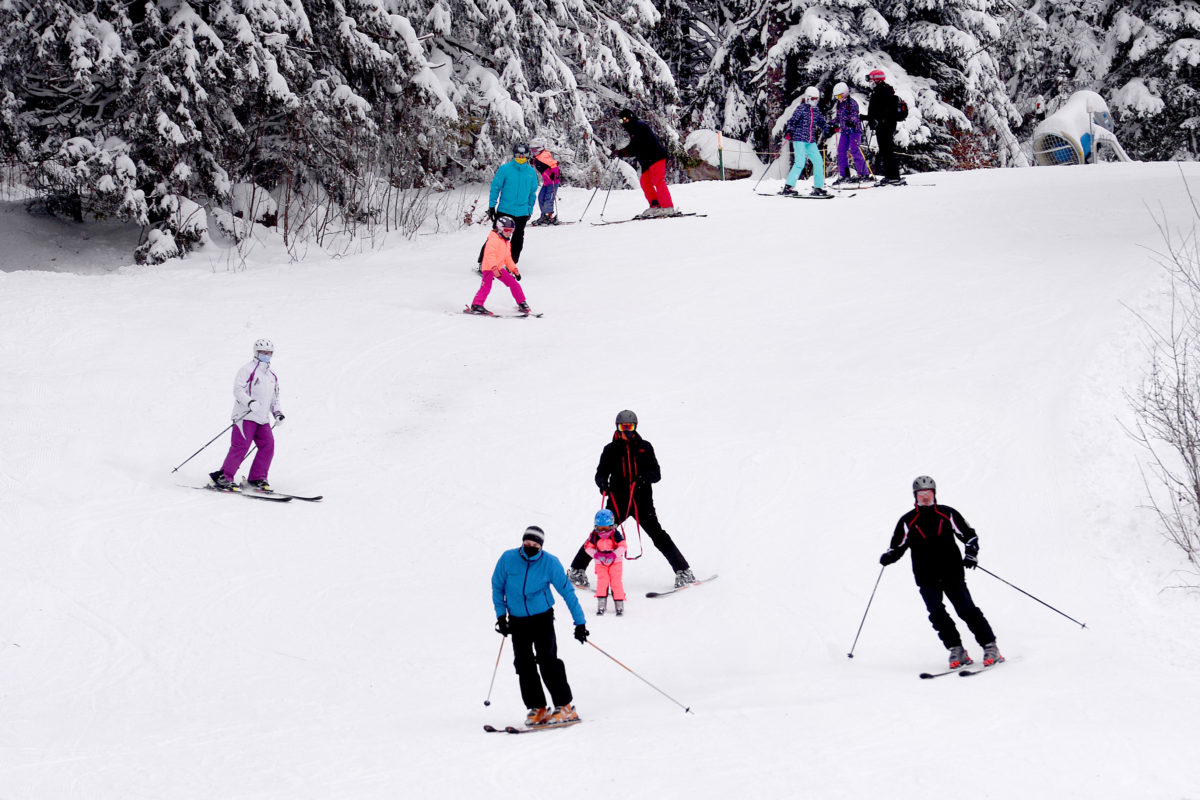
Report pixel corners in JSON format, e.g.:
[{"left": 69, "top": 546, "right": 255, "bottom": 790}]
[
  {"left": 886, "top": 504, "right": 979, "bottom": 586},
  {"left": 867, "top": 81, "right": 898, "bottom": 128},
  {"left": 594, "top": 432, "right": 661, "bottom": 494},
  {"left": 615, "top": 117, "right": 669, "bottom": 171}
]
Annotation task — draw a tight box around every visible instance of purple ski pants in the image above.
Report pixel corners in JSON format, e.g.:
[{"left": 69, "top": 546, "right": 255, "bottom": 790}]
[
  {"left": 837, "top": 128, "right": 869, "bottom": 178},
  {"left": 220, "top": 419, "right": 275, "bottom": 482}
]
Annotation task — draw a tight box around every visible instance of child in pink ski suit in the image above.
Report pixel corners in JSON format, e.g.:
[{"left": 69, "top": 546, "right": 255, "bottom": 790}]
[
  {"left": 584, "top": 509, "right": 627, "bottom": 616},
  {"left": 469, "top": 214, "right": 529, "bottom": 315}
]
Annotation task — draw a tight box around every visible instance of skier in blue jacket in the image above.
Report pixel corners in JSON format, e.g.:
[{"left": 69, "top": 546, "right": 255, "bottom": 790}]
[
  {"left": 492, "top": 525, "right": 589, "bottom": 727},
  {"left": 486, "top": 143, "right": 540, "bottom": 263},
  {"left": 781, "top": 86, "right": 830, "bottom": 198}
]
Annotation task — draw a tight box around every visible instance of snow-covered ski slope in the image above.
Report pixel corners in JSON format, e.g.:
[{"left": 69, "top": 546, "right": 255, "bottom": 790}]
[{"left": 2, "top": 162, "right": 1199, "bottom": 798}]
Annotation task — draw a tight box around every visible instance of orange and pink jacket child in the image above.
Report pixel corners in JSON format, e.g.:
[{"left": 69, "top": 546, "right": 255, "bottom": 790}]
[
  {"left": 471, "top": 222, "right": 527, "bottom": 312},
  {"left": 584, "top": 509, "right": 626, "bottom": 615}
]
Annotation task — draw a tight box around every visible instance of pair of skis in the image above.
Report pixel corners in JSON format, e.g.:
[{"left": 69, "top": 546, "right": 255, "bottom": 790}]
[
  {"left": 462, "top": 306, "right": 544, "bottom": 319},
  {"left": 572, "top": 574, "right": 718, "bottom": 599},
  {"left": 756, "top": 191, "right": 843, "bottom": 201},
  {"left": 919, "top": 659, "right": 1006, "bottom": 679},
  {"left": 196, "top": 485, "right": 323, "bottom": 502},
  {"left": 591, "top": 212, "right": 706, "bottom": 226},
  {"left": 484, "top": 719, "right": 583, "bottom": 734}
]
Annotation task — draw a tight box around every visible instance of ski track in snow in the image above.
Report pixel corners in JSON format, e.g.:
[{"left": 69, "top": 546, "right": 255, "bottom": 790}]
[{"left": 1, "top": 163, "right": 1200, "bottom": 798}]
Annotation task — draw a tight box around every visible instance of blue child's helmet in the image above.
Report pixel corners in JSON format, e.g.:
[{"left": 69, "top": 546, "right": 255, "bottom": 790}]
[{"left": 594, "top": 509, "right": 615, "bottom": 527}]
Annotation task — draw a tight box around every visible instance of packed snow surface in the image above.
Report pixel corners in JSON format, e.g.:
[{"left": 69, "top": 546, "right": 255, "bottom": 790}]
[{"left": 1, "top": 162, "right": 1199, "bottom": 798}]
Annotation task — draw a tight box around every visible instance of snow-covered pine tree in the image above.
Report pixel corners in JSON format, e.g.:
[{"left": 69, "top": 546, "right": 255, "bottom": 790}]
[
  {"left": 422, "top": 0, "right": 679, "bottom": 180},
  {"left": 997, "top": 0, "right": 1109, "bottom": 143},
  {"left": 1100, "top": 0, "right": 1200, "bottom": 160},
  {"left": 655, "top": 0, "right": 764, "bottom": 145},
  {"left": 885, "top": 0, "right": 1027, "bottom": 167},
  {"left": 0, "top": 0, "right": 145, "bottom": 223}
]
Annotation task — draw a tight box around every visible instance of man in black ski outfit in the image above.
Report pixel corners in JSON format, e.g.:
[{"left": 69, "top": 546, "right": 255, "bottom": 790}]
[
  {"left": 611, "top": 109, "right": 676, "bottom": 217},
  {"left": 568, "top": 410, "right": 695, "bottom": 589},
  {"left": 865, "top": 68, "right": 902, "bottom": 184},
  {"left": 879, "top": 475, "right": 1003, "bottom": 669}
]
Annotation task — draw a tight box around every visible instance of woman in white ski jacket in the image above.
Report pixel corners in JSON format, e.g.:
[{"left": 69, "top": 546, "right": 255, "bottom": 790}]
[{"left": 209, "top": 338, "right": 285, "bottom": 490}]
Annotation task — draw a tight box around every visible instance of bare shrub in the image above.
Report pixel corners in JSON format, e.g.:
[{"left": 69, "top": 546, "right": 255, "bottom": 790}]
[{"left": 1126, "top": 172, "right": 1200, "bottom": 583}]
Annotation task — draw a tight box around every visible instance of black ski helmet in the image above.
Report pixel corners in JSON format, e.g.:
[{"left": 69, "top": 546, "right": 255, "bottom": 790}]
[
  {"left": 513, "top": 142, "right": 531, "bottom": 158},
  {"left": 617, "top": 108, "right": 636, "bottom": 123},
  {"left": 912, "top": 475, "right": 936, "bottom": 495},
  {"left": 615, "top": 409, "right": 638, "bottom": 427}
]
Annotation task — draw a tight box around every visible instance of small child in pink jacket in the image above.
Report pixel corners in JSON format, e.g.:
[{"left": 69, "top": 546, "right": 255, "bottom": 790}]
[{"left": 584, "top": 509, "right": 627, "bottom": 616}]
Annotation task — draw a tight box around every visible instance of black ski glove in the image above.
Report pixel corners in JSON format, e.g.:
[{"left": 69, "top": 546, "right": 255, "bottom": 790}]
[
  {"left": 487, "top": 207, "right": 496, "bottom": 222},
  {"left": 574, "top": 624, "right": 589, "bottom": 644},
  {"left": 879, "top": 549, "right": 902, "bottom": 566},
  {"left": 963, "top": 553, "right": 978, "bottom": 569},
  {"left": 495, "top": 615, "right": 510, "bottom": 636}
]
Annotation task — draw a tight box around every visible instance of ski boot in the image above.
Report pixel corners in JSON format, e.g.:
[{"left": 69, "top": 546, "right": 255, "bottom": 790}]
[
  {"left": 468, "top": 304, "right": 491, "bottom": 315},
  {"left": 614, "top": 600, "right": 624, "bottom": 617},
  {"left": 568, "top": 568, "right": 591, "bottom": 590},
  {"left": 246, "top": 479, "right": 272, "bottom": 492},
  {"left": 811, "top": 187, "right": 829, "bottom": 197},
  {"left": 982, "top": 641, "right": 1004, "bottom": 666},
  {"left": 596, "top": 597, "right": 607, "bottom": 616},
  {"left": 546, "top": 703, "right": 579, "bottom": 725},
  {"left": 948, "top": 646, "right": 973, "bottom": 669},
  {"left": 516, "top": 302, "right": 531, "bottom": 315},
  {"left": 209, "top": 470, "right": 236, "bottom": 490},
  {"left": 779, "top": 185, "right": 798, "bottom": 196},
  {"left": 673, "top": 569, "right": 697, "bottom": 588},
  {"left": 525, "top": 707, "right": 550, "bottom": 727}
]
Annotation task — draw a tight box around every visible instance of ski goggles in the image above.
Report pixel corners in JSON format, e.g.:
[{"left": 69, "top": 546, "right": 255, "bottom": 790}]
[{"left": 617, "top": 422, "right": 636, "bottom": 432}]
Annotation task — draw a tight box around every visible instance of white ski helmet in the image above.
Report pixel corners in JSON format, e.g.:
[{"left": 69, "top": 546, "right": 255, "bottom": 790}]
[
  {"left": 253, "top": 338, "right": 274, "bottom": 356},
  {"left": 833, "top": 82, "right": 850, "bottom": 99},
  {"left": 803, "top": 86, "right": 820, "bottom": 105},
  {"left": 529, "top": 136, "right": 547, "bottom": 152},
  {"left": 912, "top": 475, "right": 936, "bottom": 495}
]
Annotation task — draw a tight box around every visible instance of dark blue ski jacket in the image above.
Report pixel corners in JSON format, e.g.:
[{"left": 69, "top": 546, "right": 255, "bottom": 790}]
[{"left": 784, "top": 104, "right": 829, "bottom": 144}]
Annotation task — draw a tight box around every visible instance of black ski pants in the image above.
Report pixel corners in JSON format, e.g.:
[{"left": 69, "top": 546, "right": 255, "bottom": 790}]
[
  {"left": 917, "top": 576, "right": 995, "bottom": 649},
  {"left": 570, "top": 487, "right": 689, "bottom": 573},
  {"left": 509, "top": 609, "right": 573, "bottom": 710},
  {"left": 477, "top": 214, "right": 531, "bottom": 265},
  {"left": 873, "top": 122, "right": 899, "bottom": 181}
]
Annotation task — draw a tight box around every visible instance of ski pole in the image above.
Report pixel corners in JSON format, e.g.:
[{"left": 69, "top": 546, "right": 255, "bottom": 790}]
[
  {"left": 587, "top": 640, "right": 693, "bottom": 713},
  {"left": 977, "top": 566, "right": 1087, "bottom": 629},
  {"left": 170, "top": 423, "right": 234, "bottom": 473},
  {"left": 847, "top": 565, "right": 886, "bottom": 658},
  {"left": 600, "top": 186, "right": 613, "bottom": 219},
  {"left": 752, "top": 144, "right": 771, "bottom": 191},
  {"left": 577, "top": 186, "right": 598, "bottom": 222},
  {"left": 484, "top": 635, "right": 506, "bottom": 706}
]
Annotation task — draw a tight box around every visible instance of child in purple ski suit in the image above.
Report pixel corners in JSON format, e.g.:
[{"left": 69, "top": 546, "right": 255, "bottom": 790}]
[
  {"left": 831, "top": 82, "right": 870, "bottom": 183},
  {"left": 210, "top": 338, "right": 285, "bottom": 491}
]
